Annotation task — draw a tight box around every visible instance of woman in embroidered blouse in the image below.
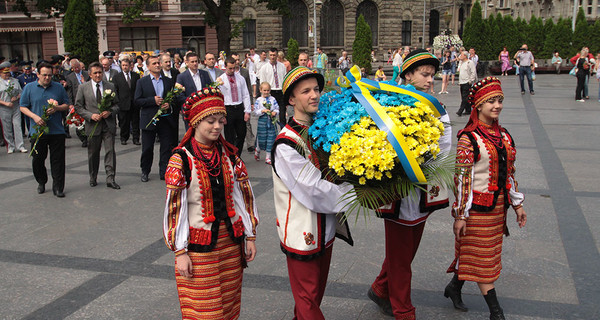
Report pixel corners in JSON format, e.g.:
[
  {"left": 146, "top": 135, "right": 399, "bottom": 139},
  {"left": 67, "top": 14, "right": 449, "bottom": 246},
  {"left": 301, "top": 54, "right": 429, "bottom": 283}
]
[
  {"left": 163, "top": 88, "right": 259, "bottom": 320},
  {"left": 443, "top": 77, "right": 526, "bottom": 320}
]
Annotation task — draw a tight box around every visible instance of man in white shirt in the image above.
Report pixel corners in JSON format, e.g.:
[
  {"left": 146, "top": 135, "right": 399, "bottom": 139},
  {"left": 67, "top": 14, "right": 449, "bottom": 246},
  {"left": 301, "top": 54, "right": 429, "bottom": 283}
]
[
  {"left": 219, "top": 57, "right": 251, "bottom": 157},
  {"left": 258, "top": 48, "right": 287, "bottom": 125},
  {"left": 457, "top": 51, "right": 477, "bottom": 116}
]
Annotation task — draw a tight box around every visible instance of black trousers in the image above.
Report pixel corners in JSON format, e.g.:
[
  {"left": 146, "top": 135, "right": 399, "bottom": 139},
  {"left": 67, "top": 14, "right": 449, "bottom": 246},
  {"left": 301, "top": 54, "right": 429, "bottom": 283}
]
[
  {"left": 31, "top": 134, "right": 65, "bottom": 192},
  {"left": 118, "top": 105, "right": 140, "bottom": 142},
  {"left": 576, "top": 73, "right": 586, "bottom": 100},
  {"left": 224, "top": 104, "right": 246, "bottom": 157},
  {"left": 458, "top": 83, "right": 472, "bottom": 116},
  {"left": 271, "top": 90, "right": 286, "bottom": 126},
  {"left": 141, "top": 118, "right": 176, "bottom": 177}
]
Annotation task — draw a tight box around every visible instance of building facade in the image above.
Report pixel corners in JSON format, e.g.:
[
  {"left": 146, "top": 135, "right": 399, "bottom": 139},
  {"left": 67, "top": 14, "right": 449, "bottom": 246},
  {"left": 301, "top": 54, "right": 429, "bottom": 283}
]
[
  {"left": 485, "top": 0, "right": 596, "bottom": 22},
  {"left": 0, "top": 0, "right": 472, "bottom": 63}
]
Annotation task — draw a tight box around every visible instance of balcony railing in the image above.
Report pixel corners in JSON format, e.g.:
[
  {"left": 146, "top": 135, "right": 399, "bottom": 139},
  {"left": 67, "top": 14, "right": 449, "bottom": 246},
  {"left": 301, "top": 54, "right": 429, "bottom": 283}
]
[{"left": 105, "top": 1, "right": 162, "bottom": 13}]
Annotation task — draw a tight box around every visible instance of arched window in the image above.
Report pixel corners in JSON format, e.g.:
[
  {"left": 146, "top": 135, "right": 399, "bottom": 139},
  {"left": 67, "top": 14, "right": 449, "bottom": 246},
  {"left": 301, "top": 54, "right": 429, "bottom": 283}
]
[
  {"left": 356, "top": 0, "right": 378, "bottom": 46},
  {"left": 282, "top": 0, "right": 308, "bottom": 47},
  {"left": 429, "top": 10, "right": 440, "bottom": 45},
  {"left": 320, "top": 0, "right": 344, "bottom": 47}
]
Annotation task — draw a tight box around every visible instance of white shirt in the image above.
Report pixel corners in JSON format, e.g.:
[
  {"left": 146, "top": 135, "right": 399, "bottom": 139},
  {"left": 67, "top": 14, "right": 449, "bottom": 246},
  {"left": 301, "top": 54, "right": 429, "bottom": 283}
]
[
  {"left": 92, "top": 81, "right": 103, "bottom": 99},
  {"left": 218, "top": 72, "right": 251, "bottom": 112},
  {"left": 392, "top": 53, "right": 403, "bottom": 67},
  {"left": 162, "top": 69, "right": 173, "bottom": 78},
  {"left": 103, "top": 70, "right": 112, "bottom": 81},
  {"left": 458, "top": 59, "right": 477, "bottom": 85},
  {"left": 188, "top": 69, "right": 203, "bottom": 91},
  {"left": 257, "top": 61, "right": 286, "bottom": 90}
]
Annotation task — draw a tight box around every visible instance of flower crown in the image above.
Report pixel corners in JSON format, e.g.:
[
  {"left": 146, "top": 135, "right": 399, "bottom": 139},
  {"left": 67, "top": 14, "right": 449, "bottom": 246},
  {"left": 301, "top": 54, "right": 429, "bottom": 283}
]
[{"left": 182, "top": 88, "right": 226, "bottom": 128}]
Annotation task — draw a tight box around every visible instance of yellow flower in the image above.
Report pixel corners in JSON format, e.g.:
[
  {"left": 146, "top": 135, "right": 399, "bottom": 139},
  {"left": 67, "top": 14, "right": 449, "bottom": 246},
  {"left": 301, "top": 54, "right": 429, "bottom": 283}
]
[{"left": 359, "top": 177, "right": 366, "bottom": 185}]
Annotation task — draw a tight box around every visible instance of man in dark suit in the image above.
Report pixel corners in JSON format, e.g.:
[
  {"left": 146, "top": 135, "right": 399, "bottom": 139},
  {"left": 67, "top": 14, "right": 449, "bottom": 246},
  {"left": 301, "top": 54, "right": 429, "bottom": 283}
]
[
  {"left": 113, "top": 58, "right": 140, "bottom": 145},
  {"left": 134, "top": 55, "right": 181, "bottom": 182},
  {"left": 74, "top": 61, "right": 120, "bottom": 189},
  {"left": 202, "top": 52, "right": 223, "bottom": 82},
  {"left": 101, "top": 57, "right": 119, "bottom": 83},
  {"left": 176, "top": 52, "right": 211, "bottom": 100},
  {"left": 161, "top": 54, "right": 180, "bottom": 81},
  {"left": 66, "top": 59, "right": 90, "bottom": 147}
]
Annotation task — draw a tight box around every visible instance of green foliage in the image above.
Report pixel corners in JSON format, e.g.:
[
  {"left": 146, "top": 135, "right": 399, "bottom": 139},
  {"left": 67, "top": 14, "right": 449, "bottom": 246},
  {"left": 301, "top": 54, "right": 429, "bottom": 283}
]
[
  {"left": 15, "top": 0, "right": 68, "bottom": 18},
  {"left": 286, "top": 38, "right": 300, "bottom": 68},
  {"left": 462, "top": 1, "right": 489, "bottom": 58},
  {"left": 502, "top": 15, "right": 519, "bottom": 55},
  {"left": 590, "top": 20, "right": 600, "bottom": 54},
  {"left": 352, "top": 15, "right": 373, "bottom": 74},
  {"left": 527, "top": 16, "right": 545, "bottom": 56},
  {"left": 572, "top": 7, "right": 590, "bottom": 54},
  {"left": 102, "top": 0, "right": 159, "bottom": 23},
  {"left": 548, "top": 18, "right": 574, "bottom": 57},
  {"left": 539, "top": 18, "right": 555, "bottom": 57},
  {"left": 484, "top": 14, "right": 500, "bottom": 60},
  {"left": 63, "top": 0, "right": 98, "bottom": 66}
]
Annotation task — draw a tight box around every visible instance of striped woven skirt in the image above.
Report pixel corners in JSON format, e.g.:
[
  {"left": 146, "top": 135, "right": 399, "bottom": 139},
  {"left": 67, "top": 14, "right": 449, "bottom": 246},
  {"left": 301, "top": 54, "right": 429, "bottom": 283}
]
[
  {"left": 256, "top": 115, "right": 277, "bottom": 152},
  {"left": 447, "top": 194, "right": 507, "bottom": 283},
  {"left": 175, "top": 221, "right": 243, "bottom": 320}
]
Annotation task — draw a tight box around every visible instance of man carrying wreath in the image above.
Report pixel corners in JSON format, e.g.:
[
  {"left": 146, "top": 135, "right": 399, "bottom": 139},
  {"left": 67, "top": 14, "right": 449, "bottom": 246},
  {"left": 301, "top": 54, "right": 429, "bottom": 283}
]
[
  {"left": 75, "top": 61, "right": 120, "bottom": 189},
  {"left": 271, "top": 66, "right": 357, "bottom": 319},
  {"left": 367, "top": 49, "right": 453, "bottom": 319}
]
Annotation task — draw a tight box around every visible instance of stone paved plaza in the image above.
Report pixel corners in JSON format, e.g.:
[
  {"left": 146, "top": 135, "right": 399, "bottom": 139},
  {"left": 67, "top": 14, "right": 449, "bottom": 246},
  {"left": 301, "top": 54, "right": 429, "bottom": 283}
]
[{"left": 1, "top": 73, "right": 599, "bottom": 319}]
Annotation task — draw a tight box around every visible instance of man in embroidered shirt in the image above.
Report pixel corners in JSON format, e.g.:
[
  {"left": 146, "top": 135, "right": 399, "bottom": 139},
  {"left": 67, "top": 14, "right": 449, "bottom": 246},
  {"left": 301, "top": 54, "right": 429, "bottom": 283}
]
[
  {"left": 219, "top": 57, "right": 251, "bottom": 157},
  {"left": 258, "top": 48, "right": 287, "bottom": 126},
  {"left": 272, "top": 66, "right": 356, "bottom": 320}
]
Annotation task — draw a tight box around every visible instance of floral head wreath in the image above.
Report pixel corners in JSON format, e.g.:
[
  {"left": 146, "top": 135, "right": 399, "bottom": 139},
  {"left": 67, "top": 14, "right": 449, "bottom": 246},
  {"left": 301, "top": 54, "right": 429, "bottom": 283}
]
[
  {"left": 459, "top": 76, "right": 504, "bottom": 137},
  {"left": 182, "top": 88, "right": 226, "bottom": 128}
]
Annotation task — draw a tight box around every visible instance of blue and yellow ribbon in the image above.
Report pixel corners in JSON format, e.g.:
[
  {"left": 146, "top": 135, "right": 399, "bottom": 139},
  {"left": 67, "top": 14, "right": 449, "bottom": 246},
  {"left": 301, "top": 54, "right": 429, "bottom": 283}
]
[{"left": 336, "top": 65, "right": 446, "bottom": 183}]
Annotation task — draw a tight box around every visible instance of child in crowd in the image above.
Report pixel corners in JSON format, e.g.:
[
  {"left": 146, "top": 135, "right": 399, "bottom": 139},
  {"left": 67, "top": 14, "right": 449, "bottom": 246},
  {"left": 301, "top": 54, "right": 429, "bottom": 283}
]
[
  {"left": 375, "top": 65, "right": 387, "bottom": 81},
  {"left": 253, "top": 82, "right": 279, "bottom": 164}
]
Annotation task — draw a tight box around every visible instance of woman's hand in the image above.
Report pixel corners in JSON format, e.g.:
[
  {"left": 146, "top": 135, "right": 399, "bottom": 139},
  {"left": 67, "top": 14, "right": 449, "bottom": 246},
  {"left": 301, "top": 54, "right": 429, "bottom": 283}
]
[
  {"left": 176, "top": 253, "right": 193, "bottom": 278},
  {"left": 515, "top": 207, "right": 527, "bottom": 228},
  {"left": 453, "top": 219, "right": 467, "bottom": 241},
  {"left": 245, "top": 240, "right": 257, "bottom": 262}
]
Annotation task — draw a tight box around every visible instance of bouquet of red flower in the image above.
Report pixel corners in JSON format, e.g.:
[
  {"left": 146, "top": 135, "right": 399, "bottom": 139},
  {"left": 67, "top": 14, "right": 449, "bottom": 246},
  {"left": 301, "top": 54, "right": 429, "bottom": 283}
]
[
  {"left": 30, "top": 99, "right": 57, "bottom": 156},
  {"left": 66, "top": 106, "right": 85, "bottom": 130},
  {"left": 145, "top": 83, "right": 185, "bottom": 128}
]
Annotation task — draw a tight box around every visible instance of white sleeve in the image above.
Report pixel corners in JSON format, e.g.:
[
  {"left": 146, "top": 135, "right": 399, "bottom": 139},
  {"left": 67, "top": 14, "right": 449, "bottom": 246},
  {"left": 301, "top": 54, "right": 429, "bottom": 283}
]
[
  {"left": 274, "top": 144, "right": 356, "bottom": 213},
  {"left": 439, "top": 113, "right": 452, "bottom": 155}
]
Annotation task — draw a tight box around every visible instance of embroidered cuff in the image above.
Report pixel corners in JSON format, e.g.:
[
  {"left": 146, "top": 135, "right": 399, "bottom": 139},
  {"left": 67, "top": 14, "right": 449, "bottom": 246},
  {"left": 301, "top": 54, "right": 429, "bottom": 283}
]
[
  {"left": 246, "top": 236, "right": 256, "bottom": 241},
  {"left": 174, "top": 248, "right": 187, "bottom": 256},
  {"left": 512, "top": 204, "right": 523, "bottom": 210}
]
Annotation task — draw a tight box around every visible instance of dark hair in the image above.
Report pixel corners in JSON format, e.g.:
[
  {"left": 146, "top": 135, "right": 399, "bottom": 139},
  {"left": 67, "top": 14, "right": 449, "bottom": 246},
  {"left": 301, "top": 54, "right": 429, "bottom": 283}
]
[
  {"left": 88, "top": 61, "right": 102, "bottom": 71},
  {"left": 269, "top": 48, "right": 278, "bottom": 54},
  {"left": 37, "top": 62, "right": 53, "bottom": 72},
  {"left": 225, "top": 57, "right": 236, "bottom": 66},
  {"left": 186, "top": 52, "right": 198, "bottom": 60},
  {"left": 136, "top": 56, "right": 143, "bottom": 62}
]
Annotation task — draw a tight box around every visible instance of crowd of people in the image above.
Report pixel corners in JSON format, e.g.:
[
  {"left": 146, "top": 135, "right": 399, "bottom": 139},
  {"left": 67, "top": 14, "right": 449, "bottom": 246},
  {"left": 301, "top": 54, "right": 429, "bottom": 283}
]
[{"left": 0, "top": 45, "right": 531, "bottom": 320}]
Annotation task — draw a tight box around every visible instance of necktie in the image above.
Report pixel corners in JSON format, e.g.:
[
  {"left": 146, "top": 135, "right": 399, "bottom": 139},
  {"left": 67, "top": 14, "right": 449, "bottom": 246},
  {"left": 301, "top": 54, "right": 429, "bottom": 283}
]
[
  {"left": 125, "top": 73, "right": 130, "bottom": 87},
  {"left": 96, "top": 83, "right": 102, "bottom": 104},
  {"left": 228, "top": 74, "right": 238, "bottom": 102},
  {"left": 272, "top": 63, "right": 279, "bottom": 88}
]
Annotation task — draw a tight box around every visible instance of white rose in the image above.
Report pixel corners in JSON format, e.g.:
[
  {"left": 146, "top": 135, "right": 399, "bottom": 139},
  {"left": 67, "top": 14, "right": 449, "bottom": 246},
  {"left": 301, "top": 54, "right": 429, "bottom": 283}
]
[{"left": 104, "top": 89, "right": 112, "bottom": 95}]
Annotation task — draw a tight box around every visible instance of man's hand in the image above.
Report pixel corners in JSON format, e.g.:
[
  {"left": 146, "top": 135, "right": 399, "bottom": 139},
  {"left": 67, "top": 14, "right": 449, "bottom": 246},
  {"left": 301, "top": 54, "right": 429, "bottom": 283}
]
[
  {"left": 91, "top": 113, "right": 102, "bottom": 121},
  {"left": 154, "top": 96, "right": 164, "bottom": 106},
  {"left": 33, "top": 114, "right": 45, "bottom": 126},
  {"left": 5, "top": 101, "right": 14, "bottom": 108},
  {"left": 46, "top": 107, "right": 57, "bottom": 116},
  {"left": 160, "top": 103, "right": 169, "bottom": 111},
  {"left": 244, "top": 112, "right": 250, "bottom": 122},
  {"left": 100, "top": 111, "right": 111, "bottom": 118}
]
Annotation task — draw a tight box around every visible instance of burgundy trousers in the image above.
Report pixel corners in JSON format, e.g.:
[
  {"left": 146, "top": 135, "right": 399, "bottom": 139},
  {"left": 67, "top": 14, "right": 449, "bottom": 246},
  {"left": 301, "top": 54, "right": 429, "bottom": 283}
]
[
  {"left": 371, "top": 220, "right": 426, "bottom": 319},
  {"left": 286, "top": 245, "right": 333, "bottom": 320}
]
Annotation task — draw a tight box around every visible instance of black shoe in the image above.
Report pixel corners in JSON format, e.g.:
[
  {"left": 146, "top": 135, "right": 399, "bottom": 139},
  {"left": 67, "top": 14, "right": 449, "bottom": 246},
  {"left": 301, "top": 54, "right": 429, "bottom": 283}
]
[
  {"left": 37, "top": 184, "right": 45, "bottom": 194},
  {"left": 159, "top": 174, "right": 165, "bottom": 181},
  {"left": 65, "top": 132, "right": 71, "bottom": 138},
  {"left": 121, "top": 140, "right": 127, "bottom": 145},
  {"left": 455, "top": 112, "right": 462, "bottom": 117},
  {"left": 484, "top": 288, "right": 505, "bottom": 320},
  {"left": 82, "top": 140, "right": 88, "bottom": 148},
  {"left": 53, "top": 188, "right": 65, "bottom": 198},
  {"left": 107, "top": 181, "right": 121, "bottom": 189},
  {"left": 141, "top": 173, "right": 149, "bottom": 182},
  {"left": 247, "top": 146, "right": 255, "bottom": 152},
  {"left": 133, "top": 139, "right": 141, "bottom": 145},
  {"left": 367, "top": 288, "right": 393, "bottom": 317},
  {"left": 90, "top": 180, "right": 97, "bottom": 187},
  {"left": 444, "top": 274, "right": 468, "bottom": 312}
]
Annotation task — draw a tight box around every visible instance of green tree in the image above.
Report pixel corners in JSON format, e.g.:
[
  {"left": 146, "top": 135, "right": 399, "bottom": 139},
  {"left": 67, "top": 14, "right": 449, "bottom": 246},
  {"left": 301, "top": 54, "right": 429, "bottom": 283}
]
[
  {"left": 527, "top": 16, "right": 545, "bottom": 56},
  {"left": 539, "top": 18, "right": 555, "bottom": 58},
  {"left": 573, "top": 7, "right": 590, "bottom": 54},
  {"left": 14, "top": 0, "right": 68, "bottom": 17},
  {"left": 485, "top": 14, "right": 501, "bottom": 60},
  {"left": 352, "top": 14, "right": 372, "bottom": 74},
  {"left": 286, "top": 38, "right": 300, "bottom": 68},
  {"left": 590, "top": 19, "right": 600, "bottom": 54},
  {"left": 63, "top": 0, "right": 98, "bottom": 66},
  {"left": 462, "top": 1, "right": 488, "bottom": 58},
  {"left": 502, "top": 15, "right": 519, "bottom": 55}
]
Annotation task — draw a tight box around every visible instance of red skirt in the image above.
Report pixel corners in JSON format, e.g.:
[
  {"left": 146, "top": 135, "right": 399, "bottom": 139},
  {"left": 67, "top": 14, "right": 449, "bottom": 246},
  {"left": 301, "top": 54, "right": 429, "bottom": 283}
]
[
  {"left": 447, "top": 194, "right": 507, "bottom": 283},
  {"left": 175, "top": 221, "right": 243, "bottom": 320}
]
